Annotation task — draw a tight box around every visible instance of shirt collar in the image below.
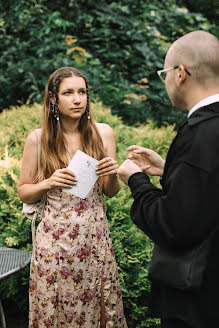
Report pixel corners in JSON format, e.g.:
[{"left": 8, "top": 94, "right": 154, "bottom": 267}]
[{"left": 188, "top": 94, "right": 219, "bottom": 118}]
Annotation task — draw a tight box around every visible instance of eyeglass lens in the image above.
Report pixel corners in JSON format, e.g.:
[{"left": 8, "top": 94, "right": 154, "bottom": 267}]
[{"left": 160, "top": 72, "right": 167, "bottom": 81}]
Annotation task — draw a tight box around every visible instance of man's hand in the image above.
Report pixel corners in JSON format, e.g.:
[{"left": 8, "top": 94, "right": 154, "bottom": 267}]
[
  {"left": 127, "top": 145, "right": 165, "bottom": 177},
  {"left": 117, "top": 159, "right": 142, "bottom": 185}
]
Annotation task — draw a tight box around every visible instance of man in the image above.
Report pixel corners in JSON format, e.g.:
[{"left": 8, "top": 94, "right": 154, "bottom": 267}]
[{"left": 118, "top": 30, "right": 219, "bottom": 328}]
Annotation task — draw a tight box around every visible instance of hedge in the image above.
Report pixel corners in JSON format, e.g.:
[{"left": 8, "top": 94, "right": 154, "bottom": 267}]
[{"left": 0, "top": 102, "right": 176, "bottom": 327}]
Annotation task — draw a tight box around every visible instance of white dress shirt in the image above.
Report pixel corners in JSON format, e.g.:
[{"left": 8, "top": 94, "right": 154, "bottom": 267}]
[{"left": 188, "top": 94, "right": 219, "bottom": 118}]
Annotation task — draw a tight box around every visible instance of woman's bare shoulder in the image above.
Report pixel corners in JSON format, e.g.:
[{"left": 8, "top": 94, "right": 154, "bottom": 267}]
[
  {"left": 25, "top": 128, "right": 42, "bottom": 146},
  {"left": 95, "top": 123, "right": 114, "bottom": 138}
]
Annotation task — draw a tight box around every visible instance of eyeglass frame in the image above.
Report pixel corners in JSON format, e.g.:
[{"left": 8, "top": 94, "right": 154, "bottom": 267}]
[{"left": 157, "top": 65, "right": 191, "bottom": 83}]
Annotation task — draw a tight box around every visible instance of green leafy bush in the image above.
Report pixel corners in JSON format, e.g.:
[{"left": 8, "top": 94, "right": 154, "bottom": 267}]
[
  {"left": 0, "top": 102, "right": 176, "bottom": 327},
  {"left": 0, "top": 0, "right": 217, "bottom": 127}
]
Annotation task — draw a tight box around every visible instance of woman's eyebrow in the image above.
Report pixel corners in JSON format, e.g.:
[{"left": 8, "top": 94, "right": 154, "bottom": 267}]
[{"left": 61, "top": 87, "right": 86, "bottom": 91}]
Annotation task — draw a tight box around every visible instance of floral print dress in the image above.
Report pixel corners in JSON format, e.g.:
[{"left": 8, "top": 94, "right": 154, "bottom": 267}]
[{"left": 29, "top": 182, "right": 127, "bottom": 328}]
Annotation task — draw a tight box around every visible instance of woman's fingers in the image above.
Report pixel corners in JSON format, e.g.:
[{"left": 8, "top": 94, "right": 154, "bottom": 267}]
[
  {"left": 58, "top": 168, "right": 77, "bottom": 178},
  {"left": 56, "top": 172, "right": 77, "bottom": 182},
  {"left": 49, "top": 168, "right": 78, "bottom": 188},
  {"left": 52, "top": 178, "right": 76, "bottom": 188},
  {"left": 96, "top": 157, "right": 118, "bottom": 176},
  {"left": 97, "top": 166, "right": 118, "bottom": 176}
]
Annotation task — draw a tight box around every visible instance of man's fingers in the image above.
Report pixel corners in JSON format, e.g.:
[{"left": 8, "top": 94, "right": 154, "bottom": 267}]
[
  {"left": 133, "top": 148, "right": 151, "bottom": 155},
  {"left": 127, "top": 145, "right": 142, "bottom": 152},
  {"left": 142, "top": 165, "right": 151, "bottom": 171},
  {"left": 127, "top": 145, "right": 152, "bottom": 156},
  {"left": 128, "top": 152, "right": 142, "bottom": 160}
]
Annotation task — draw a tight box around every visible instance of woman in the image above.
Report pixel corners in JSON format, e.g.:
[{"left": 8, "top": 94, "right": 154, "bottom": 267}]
[{"left": 17, "top": 67, "right": 127, "bottom": 328}]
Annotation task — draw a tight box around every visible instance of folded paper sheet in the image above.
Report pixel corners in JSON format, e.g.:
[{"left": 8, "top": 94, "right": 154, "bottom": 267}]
[{"left": 63, "top": 150, "right": 99, "bottom": 199}]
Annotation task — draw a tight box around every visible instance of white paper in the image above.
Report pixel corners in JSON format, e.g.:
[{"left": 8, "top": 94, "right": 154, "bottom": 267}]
[{"left": 63, "top": 150, "right": 99, "bottom": 199}]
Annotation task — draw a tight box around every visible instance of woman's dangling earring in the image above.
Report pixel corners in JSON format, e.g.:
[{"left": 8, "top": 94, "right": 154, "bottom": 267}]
[
  {"left": 51, "top": 103, "right": 59, "bottom": 121},
  {"left": 86, "top": 107, "right": 90, "bottom": 120}
]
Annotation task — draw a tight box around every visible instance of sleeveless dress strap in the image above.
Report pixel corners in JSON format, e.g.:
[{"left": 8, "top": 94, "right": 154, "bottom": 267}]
[{"left": 32, "top": 128, "right": 42, "bottom": 262}]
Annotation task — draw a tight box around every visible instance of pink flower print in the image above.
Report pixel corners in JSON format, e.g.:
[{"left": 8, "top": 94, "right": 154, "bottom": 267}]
[
  {"left": 61, "top": 267, "right": 71, "bottom": 280},
  {"left": 117, "top": 286, "right": 122, "bottom": 298},
  {"left": 76, "top": 248, "right": 83, "bottom": 259},
  {"left": 31, "top": 322, "right": 39, "bottom": 328},
  {"left": 87, "top": 289, "right": 95, "bottom": 300},
  {"left": 64, "top": 291, "right": 73, "bottom": 301},
  {"left": 75, "top": 312, "right": 86, "bottom": 325},
  {"left": 96, "top": 228, "right": 103, "bottom": 239},
  {"left": 93, "top": 183, "right": 97, "bottom": 192},
  {"left": 110, "top": 246, "right": 115, "bottom": 257},
  {"left": 37, "top": 265, "right": 46, "bottom": 277},
  {"left": 43, "top": 221, "right": 53, "bottom": 233},
  {"left": 37, "top": 291, "right": 45, "bottom": 299},
  {"left": 46, "top": 274, "right": 55, "bottom": 285},
  {"left": 40, "top": 247, "right": 49, "bottom": 256},
  {"left": 118, "top": 310, "right": 123, "bottom": 319},
  {"left": 76, "top": 244, "right": 91, "bottom": 260},
  {"left": 68, "top": 224, "right": 80, "bottom": 239},
  {"left": 38, "top": 310, "right": 44, "bottom": 318},
  {"left": 84, "top": 244, "right": 91, "bottom": 256},
  {"left": 59, "top": 223, "right": 67, "bottom": 235},
  {"left": 55, "top": 251, "right": 59, "bottom": 263},
  {"left": 80, "top": 289, "right": 95, "bottom": 302},
  {"left": 69, "top": 229, "right": 78, "bottom": 239},
  {"left": 44, "top": 319, "right": 52, "bottom": 327},
  {"left": 65, "top": 311, "right": 75, "bottom": 324},
  {"left": 51, "top": 295, "right": 58, "bottom": 306},
  {"left": 74, "top": 199, "right": 91, "bottom": 214},
  {"left": 73, "top": 269, "right": 83, "bottom": 283},
  {"left": 60, "top": 249, "right": 70, "bottom": 258},
  {"left": 29, "top": 279, "right": 37, "bottom": 291},
  {"left": 102, "top": 272, "right": 109, "bottom": 282},
  {"left": 52, "top": 230, "right": 59, "bottom": 240},
  {"left": 105, "top": 313, "right": 112, "bottom": 322}
]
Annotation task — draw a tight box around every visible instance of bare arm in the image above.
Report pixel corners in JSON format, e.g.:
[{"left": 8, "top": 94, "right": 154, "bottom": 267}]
[
  {"left": 96, "top": 123, "right": 120, "bottom": 198},
  {"left": 17, "top": 130, "right": 77, "bottom": 203}
]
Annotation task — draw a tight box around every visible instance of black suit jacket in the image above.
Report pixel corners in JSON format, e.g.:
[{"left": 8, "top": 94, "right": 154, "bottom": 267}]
[{"left": 128, "top": 102, "right": 219, "bottom": 327}]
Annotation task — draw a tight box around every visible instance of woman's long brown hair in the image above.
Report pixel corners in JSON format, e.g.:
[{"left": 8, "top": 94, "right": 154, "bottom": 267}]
[{"left": 37, "top": 67, "right": 106, "bottom": 181}]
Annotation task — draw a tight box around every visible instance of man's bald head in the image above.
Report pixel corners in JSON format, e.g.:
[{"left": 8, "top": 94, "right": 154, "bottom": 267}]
[{"left": 166, "top": 30, "right": 219, "bottom": 87}]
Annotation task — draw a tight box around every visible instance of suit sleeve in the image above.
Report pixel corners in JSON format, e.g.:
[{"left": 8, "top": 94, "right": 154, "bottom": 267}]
[{"left": 128, "top": 162, "right": 216, "bottom": 250}]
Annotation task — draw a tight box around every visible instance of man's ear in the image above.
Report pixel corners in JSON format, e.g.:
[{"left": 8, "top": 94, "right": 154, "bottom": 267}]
[
  {"left": 49, "top": 91, "right": 55, "bottom": 105},
  {"left": 178, "top": 65, "right": 188, "bottom": 84}
]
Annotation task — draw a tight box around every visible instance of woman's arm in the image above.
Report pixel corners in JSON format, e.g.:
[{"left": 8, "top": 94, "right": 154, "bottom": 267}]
[
  {"left": 96, "top": 123, "right": 120, "bottom": 198},
  {"left": 17, "top": 130, "right": 77, "bottom": 203}
]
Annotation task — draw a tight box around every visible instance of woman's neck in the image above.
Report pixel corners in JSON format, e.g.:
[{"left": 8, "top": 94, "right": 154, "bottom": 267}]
[{"left": 61, "top": 116, "right": 80, "bottom": 135}]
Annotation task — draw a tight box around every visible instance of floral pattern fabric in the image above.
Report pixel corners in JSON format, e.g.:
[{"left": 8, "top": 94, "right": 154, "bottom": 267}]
[{"left": 29, "top": 182, "right": 127, "bottom": 328}]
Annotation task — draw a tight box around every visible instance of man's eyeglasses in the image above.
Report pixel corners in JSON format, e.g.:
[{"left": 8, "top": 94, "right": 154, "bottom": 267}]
[{"left": 157, "top": 65, "right": 191, "bottom": 83}]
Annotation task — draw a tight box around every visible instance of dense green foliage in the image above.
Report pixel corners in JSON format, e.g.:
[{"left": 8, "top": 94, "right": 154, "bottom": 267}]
[
  {"left": 0, "top": 0, "right": 218, "bottom": 324},
  {"left": 0, "top": 102, "right": 176, "bottom": 327},
  {"left": 0, "top": 0, "right": 218, "bottom": 126}
]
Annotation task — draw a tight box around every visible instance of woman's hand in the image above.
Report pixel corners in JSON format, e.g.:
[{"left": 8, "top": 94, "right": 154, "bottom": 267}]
[
  {"left": 96, "top": 157, "right": 118, "bottom": 176},
  {"left": 127, "top": 145, "right": 165, "bottom": 177},
  {"left": 47, "top": 168, "right": 77, "bottom": 189}
]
